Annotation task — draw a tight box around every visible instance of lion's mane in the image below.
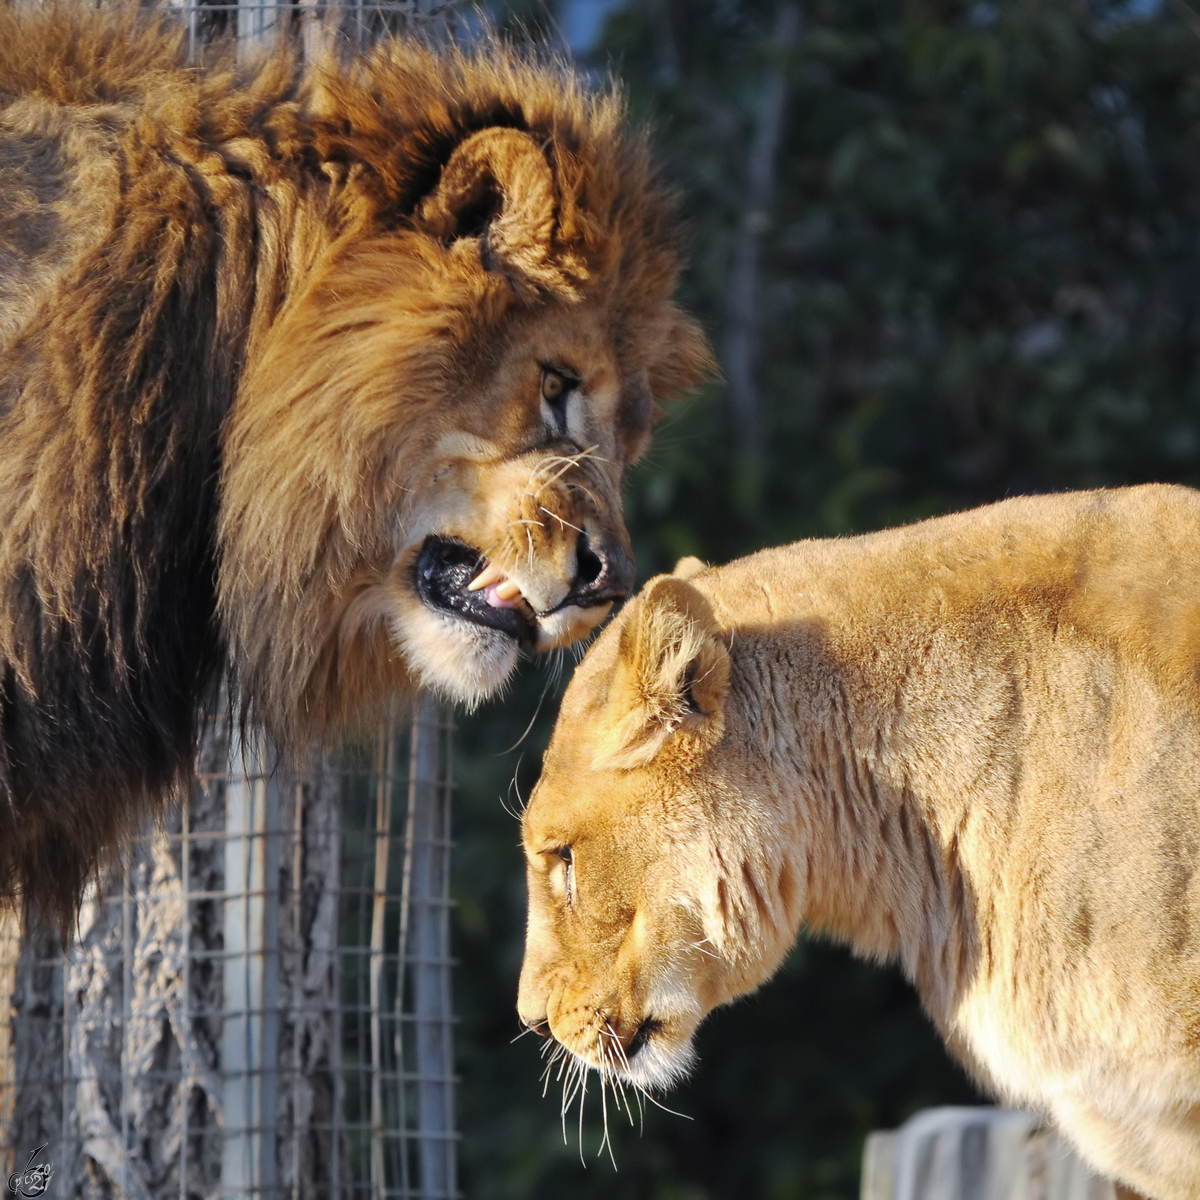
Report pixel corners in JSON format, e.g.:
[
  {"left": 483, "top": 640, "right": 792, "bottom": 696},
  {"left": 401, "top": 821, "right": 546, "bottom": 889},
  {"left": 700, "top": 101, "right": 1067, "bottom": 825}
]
[{"left": 0, "top": 5, "right": 707, "bottom": 925}]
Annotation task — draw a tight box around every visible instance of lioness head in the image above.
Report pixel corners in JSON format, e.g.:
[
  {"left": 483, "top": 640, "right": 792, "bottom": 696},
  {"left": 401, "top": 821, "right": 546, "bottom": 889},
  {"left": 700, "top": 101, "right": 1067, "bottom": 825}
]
[
  {"left": 215, "top": 45, "right": 712, "bottom": 737},
  {"left": 518, "top": 564, "right": 801, "bottom": 1090}
]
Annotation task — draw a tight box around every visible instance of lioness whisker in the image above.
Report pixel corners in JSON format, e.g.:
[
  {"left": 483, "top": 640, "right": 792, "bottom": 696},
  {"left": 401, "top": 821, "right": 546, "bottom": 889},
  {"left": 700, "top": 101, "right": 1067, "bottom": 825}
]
[
  {"left": 576, "top": 1060, "right": 589, "bottom": 1166},
  {"left": 596, "top": 1062, "right": 616, "bottom": 1168},
  {"left": 632, "top": 1087, "right": 692, "bottom": 1121},
  {"left": 558, "top": 1056, "right": 583, "bottom": 1146},
  {"left": 602, "top": 1044, "right": 636, "bottom": 1126},
  {"left": 598, "top": 1020, "right": 639, "bottom": 1122},
  {"left": 557, "top": 1055, "right": 576, "bottom": 1107}
]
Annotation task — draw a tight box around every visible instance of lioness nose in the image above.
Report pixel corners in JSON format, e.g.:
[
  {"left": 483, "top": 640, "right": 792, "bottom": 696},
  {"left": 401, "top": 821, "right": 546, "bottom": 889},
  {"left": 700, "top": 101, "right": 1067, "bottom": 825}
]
[
  {"left": 522, "top": 1015, "right": 552, "bottom": 1038},
  {"left": 567, "top": 533, "right": 635, "bottom": 608}
]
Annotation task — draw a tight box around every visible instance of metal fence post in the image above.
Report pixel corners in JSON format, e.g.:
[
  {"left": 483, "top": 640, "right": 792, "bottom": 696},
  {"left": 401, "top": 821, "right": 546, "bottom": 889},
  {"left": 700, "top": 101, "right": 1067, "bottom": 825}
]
[{"left": 402, "top": 696, "right": 456, "bottom": 1200}]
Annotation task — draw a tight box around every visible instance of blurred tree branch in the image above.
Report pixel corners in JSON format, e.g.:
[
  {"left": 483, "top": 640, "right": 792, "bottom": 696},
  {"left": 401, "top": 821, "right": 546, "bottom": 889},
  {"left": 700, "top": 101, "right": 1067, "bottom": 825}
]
[{"left": 724, "top": 2, "right": 800, "bottom": 511}]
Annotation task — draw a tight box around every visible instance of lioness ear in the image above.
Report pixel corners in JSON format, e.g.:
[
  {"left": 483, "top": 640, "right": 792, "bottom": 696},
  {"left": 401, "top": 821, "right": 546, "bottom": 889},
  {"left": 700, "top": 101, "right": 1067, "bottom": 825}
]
[
  {"left": 418, "top": 127, "right": 572, "bottom": 295},
  {"left": 672, "top": 556, "right": 707, "bottom": 580},
  {"left": 596, "top": 575, "right": 731, "bottom": 769}
]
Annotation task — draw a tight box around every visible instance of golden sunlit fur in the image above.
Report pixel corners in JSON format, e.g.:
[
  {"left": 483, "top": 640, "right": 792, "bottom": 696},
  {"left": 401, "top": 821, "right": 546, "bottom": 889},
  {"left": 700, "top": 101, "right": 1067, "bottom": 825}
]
[
  {"left": 0, "top": 5, "right": 710, "bottom": 924},
  {"left": 520, "top": 485, "right": 1200, "bottom": 1200}
]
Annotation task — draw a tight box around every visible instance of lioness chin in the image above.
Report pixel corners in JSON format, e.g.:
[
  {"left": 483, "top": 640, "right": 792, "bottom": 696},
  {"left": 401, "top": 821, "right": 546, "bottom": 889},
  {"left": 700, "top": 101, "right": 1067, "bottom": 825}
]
[{"left": 519, "top": 484, "right": 1200, "bottom": 1200}]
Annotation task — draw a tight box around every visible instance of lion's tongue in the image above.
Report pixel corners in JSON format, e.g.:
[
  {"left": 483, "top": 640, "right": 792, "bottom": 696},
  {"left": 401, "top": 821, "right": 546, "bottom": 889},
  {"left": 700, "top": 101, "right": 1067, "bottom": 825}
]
[{"left": 484, "top": 584, "right": 523, "bottom": 610}]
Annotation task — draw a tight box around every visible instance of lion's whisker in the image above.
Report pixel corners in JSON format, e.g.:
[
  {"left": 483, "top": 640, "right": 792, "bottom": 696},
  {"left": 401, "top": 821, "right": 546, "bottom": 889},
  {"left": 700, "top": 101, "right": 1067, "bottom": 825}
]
[
  {"left": 500, "top": 759, "right": 527, "bottom": 820},
  {"left": 539, "top": 506, "right": 584, "bottom": 534},
  {"left": 568, "top": 482, "right": 603, "bottom": 509},
  {"left": 528, "top": 452, "right": 590, "bottom": 495}
]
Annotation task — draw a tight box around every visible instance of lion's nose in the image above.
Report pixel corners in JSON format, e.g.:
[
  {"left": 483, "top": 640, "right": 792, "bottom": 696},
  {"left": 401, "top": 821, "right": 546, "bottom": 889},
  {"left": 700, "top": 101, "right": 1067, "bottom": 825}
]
[{"left": 565, "top": 533, "right": 635, "bottom": 608}]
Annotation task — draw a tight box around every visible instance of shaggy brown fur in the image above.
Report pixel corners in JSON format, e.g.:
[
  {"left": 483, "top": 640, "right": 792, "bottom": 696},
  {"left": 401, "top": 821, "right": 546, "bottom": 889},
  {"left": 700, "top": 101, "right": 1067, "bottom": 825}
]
[
  {"left": 521, "top": 486, "right": 1200, "bottom": 1200},
  {"left": 0, "top": 5, "right": 710, "bottom": 926}
]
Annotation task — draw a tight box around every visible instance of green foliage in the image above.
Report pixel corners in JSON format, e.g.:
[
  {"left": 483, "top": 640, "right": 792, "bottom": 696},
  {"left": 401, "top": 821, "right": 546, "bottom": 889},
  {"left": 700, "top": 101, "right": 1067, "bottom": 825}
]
[
  {"left": 452, "top": 1, "right": 1200, "bottom": 1196},
  {"left": 615, "top": 0, "right": 1200, "bottom": 563}
]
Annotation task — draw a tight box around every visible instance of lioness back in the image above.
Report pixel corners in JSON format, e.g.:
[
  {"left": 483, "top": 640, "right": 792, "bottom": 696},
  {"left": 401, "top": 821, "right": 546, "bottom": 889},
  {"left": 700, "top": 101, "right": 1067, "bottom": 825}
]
[{"left": 519, "top": 484, "right": 1200, "bottom": 1200}]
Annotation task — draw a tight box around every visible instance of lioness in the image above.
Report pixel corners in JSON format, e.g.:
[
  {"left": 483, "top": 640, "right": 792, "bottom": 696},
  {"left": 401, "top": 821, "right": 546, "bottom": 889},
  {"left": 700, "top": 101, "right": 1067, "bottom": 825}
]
[
  {"left": 0, "top": 7, "right": 708, "bottom": 921},
  {"left": 519, "top": 484, "right": 1200, "bottom": 1200}
]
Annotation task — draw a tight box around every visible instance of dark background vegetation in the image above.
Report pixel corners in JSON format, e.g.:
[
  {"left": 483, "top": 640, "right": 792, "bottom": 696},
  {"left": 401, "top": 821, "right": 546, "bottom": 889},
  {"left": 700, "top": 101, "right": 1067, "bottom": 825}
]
[{"left": 449, "top": 1, "right": 1200, "bottom": 1195}]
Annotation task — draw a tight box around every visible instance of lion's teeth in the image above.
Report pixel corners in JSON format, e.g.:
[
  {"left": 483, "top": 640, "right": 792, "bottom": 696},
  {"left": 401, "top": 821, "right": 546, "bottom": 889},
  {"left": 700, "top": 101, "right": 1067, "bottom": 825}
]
[
  {"left": 468, "top": 563, "right": 505, "bottom": 592},
  {"left": 494, "top": 578, "right": 523, "bottom": 602}
]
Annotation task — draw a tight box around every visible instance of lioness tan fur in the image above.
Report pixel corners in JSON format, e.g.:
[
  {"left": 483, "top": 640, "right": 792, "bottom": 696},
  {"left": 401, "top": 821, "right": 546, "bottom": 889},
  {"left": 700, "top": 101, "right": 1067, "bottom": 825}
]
[
  {"left": 0, "top": 5, "right": 710, "bottom": 924},
  {"left": 519, "top": 484, "right": 1200, "bottom": 1200}
]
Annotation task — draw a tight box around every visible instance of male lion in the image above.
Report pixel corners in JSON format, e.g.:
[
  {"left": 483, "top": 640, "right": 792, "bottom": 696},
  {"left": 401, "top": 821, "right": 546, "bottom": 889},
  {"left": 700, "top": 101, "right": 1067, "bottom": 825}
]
[
  {"left": 0, "top": 6, "right": 710, "bottom": 924},
  {"left": 519, "top": 484, "right": 1200, "bottom": 1200}
]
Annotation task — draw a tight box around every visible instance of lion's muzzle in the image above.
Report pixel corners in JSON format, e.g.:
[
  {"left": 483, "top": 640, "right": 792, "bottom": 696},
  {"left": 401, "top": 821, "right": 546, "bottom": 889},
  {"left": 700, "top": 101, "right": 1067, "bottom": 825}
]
[{"left": 542, "top": 533, "right": 635, "bottom": 614}]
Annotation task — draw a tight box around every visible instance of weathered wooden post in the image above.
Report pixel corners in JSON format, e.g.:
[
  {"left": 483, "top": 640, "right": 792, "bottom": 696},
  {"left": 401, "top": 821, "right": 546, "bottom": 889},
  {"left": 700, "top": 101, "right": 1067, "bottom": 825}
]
[{"left": 861, "top": 1107, "right": 1117, "bottom": 1200}]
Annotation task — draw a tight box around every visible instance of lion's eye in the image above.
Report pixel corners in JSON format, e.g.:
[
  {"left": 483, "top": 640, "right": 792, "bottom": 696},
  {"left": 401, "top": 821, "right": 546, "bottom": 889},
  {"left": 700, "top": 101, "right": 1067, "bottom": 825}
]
[
  {"left": 540, "top": 368, "right": 577, "bottom": 434},
  {"left": 541, "top": 370, "right": 567, "bottom": 403}
]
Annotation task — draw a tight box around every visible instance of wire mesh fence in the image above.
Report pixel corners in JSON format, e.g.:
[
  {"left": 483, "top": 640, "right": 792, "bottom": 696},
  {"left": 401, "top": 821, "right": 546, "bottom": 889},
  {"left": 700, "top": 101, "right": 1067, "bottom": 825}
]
[
  {"left": 162, "top": 0, "right": 465, "bottom": 59},
  {"left": 0, "top": 699, "right": 458, "bottom": 1200}
]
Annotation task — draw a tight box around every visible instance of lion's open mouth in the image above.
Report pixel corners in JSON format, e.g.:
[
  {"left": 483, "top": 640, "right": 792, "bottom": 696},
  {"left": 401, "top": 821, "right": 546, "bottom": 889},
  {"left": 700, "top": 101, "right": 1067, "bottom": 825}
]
[{"left": 415, "top": 536, "right": 537, "bottom": 644}]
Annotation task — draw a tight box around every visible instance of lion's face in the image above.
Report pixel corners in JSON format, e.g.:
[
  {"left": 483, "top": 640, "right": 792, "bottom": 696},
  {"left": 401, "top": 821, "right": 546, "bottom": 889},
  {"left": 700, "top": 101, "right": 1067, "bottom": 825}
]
[
  {"left": 217, "top": 123, "right": 711, "bottom": 733},
  {"left": 380, "top": 296, "right": 652, "bottom": 702},
  {"left": 518, "top": 571, "right": 803, "bottom": 1090}
]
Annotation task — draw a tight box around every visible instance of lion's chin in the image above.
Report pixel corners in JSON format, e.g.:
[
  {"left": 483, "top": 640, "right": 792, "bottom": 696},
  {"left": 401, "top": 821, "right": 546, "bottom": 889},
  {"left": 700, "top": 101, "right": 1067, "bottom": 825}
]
[
  {"left": 533, "top": 602, "right": 613, "bottom": 651},
  {"left": 388, "top": 599, "right": 521, "bottom": 708}
]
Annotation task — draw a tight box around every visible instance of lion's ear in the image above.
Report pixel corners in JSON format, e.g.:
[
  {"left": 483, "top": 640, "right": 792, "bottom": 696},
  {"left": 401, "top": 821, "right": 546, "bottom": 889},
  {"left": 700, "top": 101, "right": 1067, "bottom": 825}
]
[
  {"left": 596, "top": 576, "right": 730, "bottom": 769},
  {"left": 418, "top": 127, "right": 570, "bottom": 294}
]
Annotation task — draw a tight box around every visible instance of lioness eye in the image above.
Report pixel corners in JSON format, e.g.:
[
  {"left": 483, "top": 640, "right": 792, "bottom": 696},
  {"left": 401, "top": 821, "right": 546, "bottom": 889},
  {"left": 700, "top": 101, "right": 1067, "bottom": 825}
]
[{"left": 557, "top": 845, "right": 574, "bottom": 906}]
